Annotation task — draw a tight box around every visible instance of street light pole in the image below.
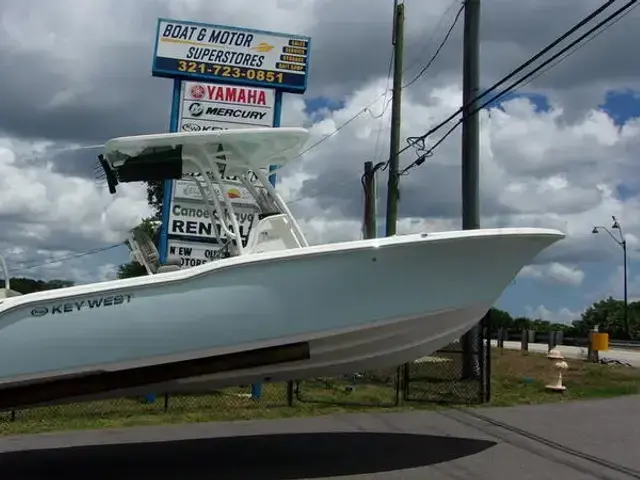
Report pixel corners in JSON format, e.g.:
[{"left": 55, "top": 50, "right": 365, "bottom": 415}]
[
  {"left": 592, "top": 215, "right": 630, "bottom": 339},
  {"left": 622, "top": 235, "right": 628, "bottom": 338}
]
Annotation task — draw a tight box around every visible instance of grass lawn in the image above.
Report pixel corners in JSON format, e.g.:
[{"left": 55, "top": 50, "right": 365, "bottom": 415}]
[
  {"left": 489, "top": 347, "right": 640, "bottom": 406},
  {"left": 1, "top": 348, "right": 639, "bottom": 436}
]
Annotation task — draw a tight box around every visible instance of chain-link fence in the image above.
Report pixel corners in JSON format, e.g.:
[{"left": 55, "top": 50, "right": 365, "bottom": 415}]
[
  {"left": 0, "top": 383, "right": 294, "bottom": 427},
  {"left": 1, "top": 315, "right": 491, "bottom": 427},
  {"left": 294, "top": 314, "right": 491, "bottom": 408},
  {"left": 294, "top": 366, "right": 403, "bottom": 407}
]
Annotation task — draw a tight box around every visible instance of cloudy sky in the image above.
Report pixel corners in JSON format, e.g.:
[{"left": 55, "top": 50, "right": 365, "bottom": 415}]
[{"left": 0, "top": 0, "right": 639, "bottom": 324}]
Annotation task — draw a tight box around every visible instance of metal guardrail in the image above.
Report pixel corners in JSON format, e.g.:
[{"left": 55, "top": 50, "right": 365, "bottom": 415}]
[
  {"left": 609, "top": 340, "right": 640, "bottom": 350},
  {"left": 491, "top": 330, "right": 640, "bottom": 350}
]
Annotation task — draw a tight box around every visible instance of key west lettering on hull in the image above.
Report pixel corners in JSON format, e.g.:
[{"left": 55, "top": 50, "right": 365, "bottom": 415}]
[{"left": 30, "top": 295, "right": 133, "bottom": 317}]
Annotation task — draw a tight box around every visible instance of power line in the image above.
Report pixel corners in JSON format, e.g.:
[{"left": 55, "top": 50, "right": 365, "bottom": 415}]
[
  {"left": 402, "top": 0, "right": 463, "bottom": 75},
  {"left": 399, "top": 0, "right": 630, "bottom": 174},
  {"left": 288, "top": 0, "right": 626, "bottom": 203},
  {"left": 286, "top": 3, "right": 466, "bottom": 205},
  {"left": 399, "top": 0, "right": 618, "bottom": 157},
  {"left": 10, "top": 244, "right": 124, "bottom": 272},
  {"left": 402, "top": 2, "right": 465, "bottom": 89},
  {"left": 290, "top": 91, "right": 391, "bottom": 160},
  {"left": 290, "top": 2, "right": 466, "bottom": 167},
  {"left": 515, "top": 1, "right": 638, "bottom": 93},
  {"left": 371, "top": 40, "right": 396, "bottom": 165}
]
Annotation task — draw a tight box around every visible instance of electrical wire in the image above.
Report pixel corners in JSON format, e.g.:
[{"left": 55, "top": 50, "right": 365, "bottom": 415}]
[
  {"left": 399, "top": 0, "right": 632, "bottom": 174},
  {"left": 398, "top": 0, "right": 618, "bottom": 160},
  {"left": 287, "top": 0, "right": 466, "bottom": 206},
  {"left": 10, "top": 244, "right": 124, "bottom": 272},
  {"left": 290, "top": 91, "right": 391, "bottom": 161},
  {"left": 402, "top": 2, "right": 465, "bottom": 89},
  {"left": 289, "top": 0, "right": 465, "bottom": 171},
  {"left": 370, "top": 0, "right": 464, "bottom": 165},
  {"left": 288, "top": 0, "right": 625, "bottom": 203},
  {"left": 402, "top": 0, "right": 463, "bottom": 75},
  {"left": 371, "top": 43, "right": 396, "bottom": 166},
  {"left": 515, "top": 1, "right": 638, "bottom": 93}
]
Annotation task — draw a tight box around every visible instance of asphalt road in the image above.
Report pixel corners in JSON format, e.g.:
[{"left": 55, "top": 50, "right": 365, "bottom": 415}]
[{"left": 1, "top": 395, "right": 640, "bottom": 479}]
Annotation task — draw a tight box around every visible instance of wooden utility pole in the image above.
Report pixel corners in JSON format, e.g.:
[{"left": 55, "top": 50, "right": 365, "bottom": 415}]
[
  {"left": 363, "top": 161, "right": 378, "bottom": 239},
  {"left": 461, "top": 0, "right": 482, "bottom": 379},
  {"left": 385, "top": 0, "right": 405, "bottom": 237}
]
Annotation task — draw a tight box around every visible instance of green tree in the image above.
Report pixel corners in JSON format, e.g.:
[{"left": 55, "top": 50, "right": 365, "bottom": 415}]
[
  {"left": 489, "top": 307, "right": 514, "bottom": 333},
  {"left": 8, "top": 277, "right": 74, "bottom": 295},
  {"left": 530, "top": 318, "right": 551, "bottom": 332},
  {"left": 116, "top": 262, "right": 148, "bottom": 279},
  {"left": 578, "top": 296, "right": 640, "bottom": 340},
  {"left": 512, "top": 316, "right": 532, "bottom": 331}
]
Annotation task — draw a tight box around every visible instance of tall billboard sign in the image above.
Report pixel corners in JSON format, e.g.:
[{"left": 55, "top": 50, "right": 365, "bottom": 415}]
[
  {"left": 151, "top": 18, "right": 311, "bottom": 267},
  {"left": 152, "top": 19, "right": 310, "bottom": 93}
]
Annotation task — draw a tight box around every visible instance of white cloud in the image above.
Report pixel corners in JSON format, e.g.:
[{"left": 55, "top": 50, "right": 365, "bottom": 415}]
[
  {"left": 0, "top": 0, "right": 639, "bottom": 316},
  {"left": 519, "top": 263, "right": 585, "bottom": 287},
  {"left": 0, "top": 139, "right": 152, "bottom": 283},
  {"left": 278, "top": 79, "right": 640, "bottom": 261},
  {"left": 524, "top": 305, "right": 582, "bottom": 325}
]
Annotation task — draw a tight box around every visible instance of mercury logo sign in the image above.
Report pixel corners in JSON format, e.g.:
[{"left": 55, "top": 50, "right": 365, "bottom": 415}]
[{"left": 189, "top": 103, "right": 204, "bottom": 117}]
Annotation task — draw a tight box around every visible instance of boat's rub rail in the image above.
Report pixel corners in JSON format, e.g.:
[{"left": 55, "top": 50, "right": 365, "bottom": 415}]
[{"left": 0, "top": 341, "right": 310, "bottom": 411}]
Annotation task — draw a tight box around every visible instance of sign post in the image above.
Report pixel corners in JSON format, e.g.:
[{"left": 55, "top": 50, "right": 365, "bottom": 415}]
[{"left": 152, "top": 18, "right": 311, "bottom": 400}]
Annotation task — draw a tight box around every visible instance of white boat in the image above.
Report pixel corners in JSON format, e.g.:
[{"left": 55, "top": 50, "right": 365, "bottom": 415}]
[{"left": 0, "top": 127, "right": 564, "bottom": 409}]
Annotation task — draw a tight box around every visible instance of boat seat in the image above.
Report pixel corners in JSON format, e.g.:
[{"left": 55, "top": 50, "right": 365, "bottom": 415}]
[
  {"left": 156, "top": 258, "right": 182, "bottom": 274},
  {"left": 246, "top": 213, "right": 304, "bottom": 254},
  {"left": 129, "top": 227, "right": 160, "bottom": 273},
  {"left": 0, "top": 289, "right": 21, "bottom": 300}
]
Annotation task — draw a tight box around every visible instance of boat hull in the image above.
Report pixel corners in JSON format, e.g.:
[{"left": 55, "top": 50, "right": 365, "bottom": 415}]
[
  {"left": 171, "top": 302, "right": 489, "bottom": 390},
  {"left": 0, "top": 227, "right": 564, "bottom": 407}
]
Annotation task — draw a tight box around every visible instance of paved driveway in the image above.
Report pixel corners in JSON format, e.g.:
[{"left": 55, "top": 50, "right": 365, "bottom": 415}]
[{"left": 1, "top": 395, "right": 640, "bottom": 479}]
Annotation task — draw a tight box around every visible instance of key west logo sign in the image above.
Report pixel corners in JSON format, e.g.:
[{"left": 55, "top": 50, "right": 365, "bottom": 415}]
[{"left": 30, "top": 294, "right": 133, "bottom": 317}]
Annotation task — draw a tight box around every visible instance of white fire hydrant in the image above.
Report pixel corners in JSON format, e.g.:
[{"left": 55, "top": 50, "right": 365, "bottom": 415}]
[{"left": 545, "top": 348, "right": 568, "bottom": 392}]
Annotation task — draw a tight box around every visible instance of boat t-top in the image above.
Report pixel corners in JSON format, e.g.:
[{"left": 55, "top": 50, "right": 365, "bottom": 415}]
[{"left": 0, "top": 127, "right": 565, "bottom": 409}]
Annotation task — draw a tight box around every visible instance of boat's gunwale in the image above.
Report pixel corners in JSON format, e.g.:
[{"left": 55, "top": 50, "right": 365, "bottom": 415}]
[{"left": 0, "top": 227, "right": 564, "bottom": 314}]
